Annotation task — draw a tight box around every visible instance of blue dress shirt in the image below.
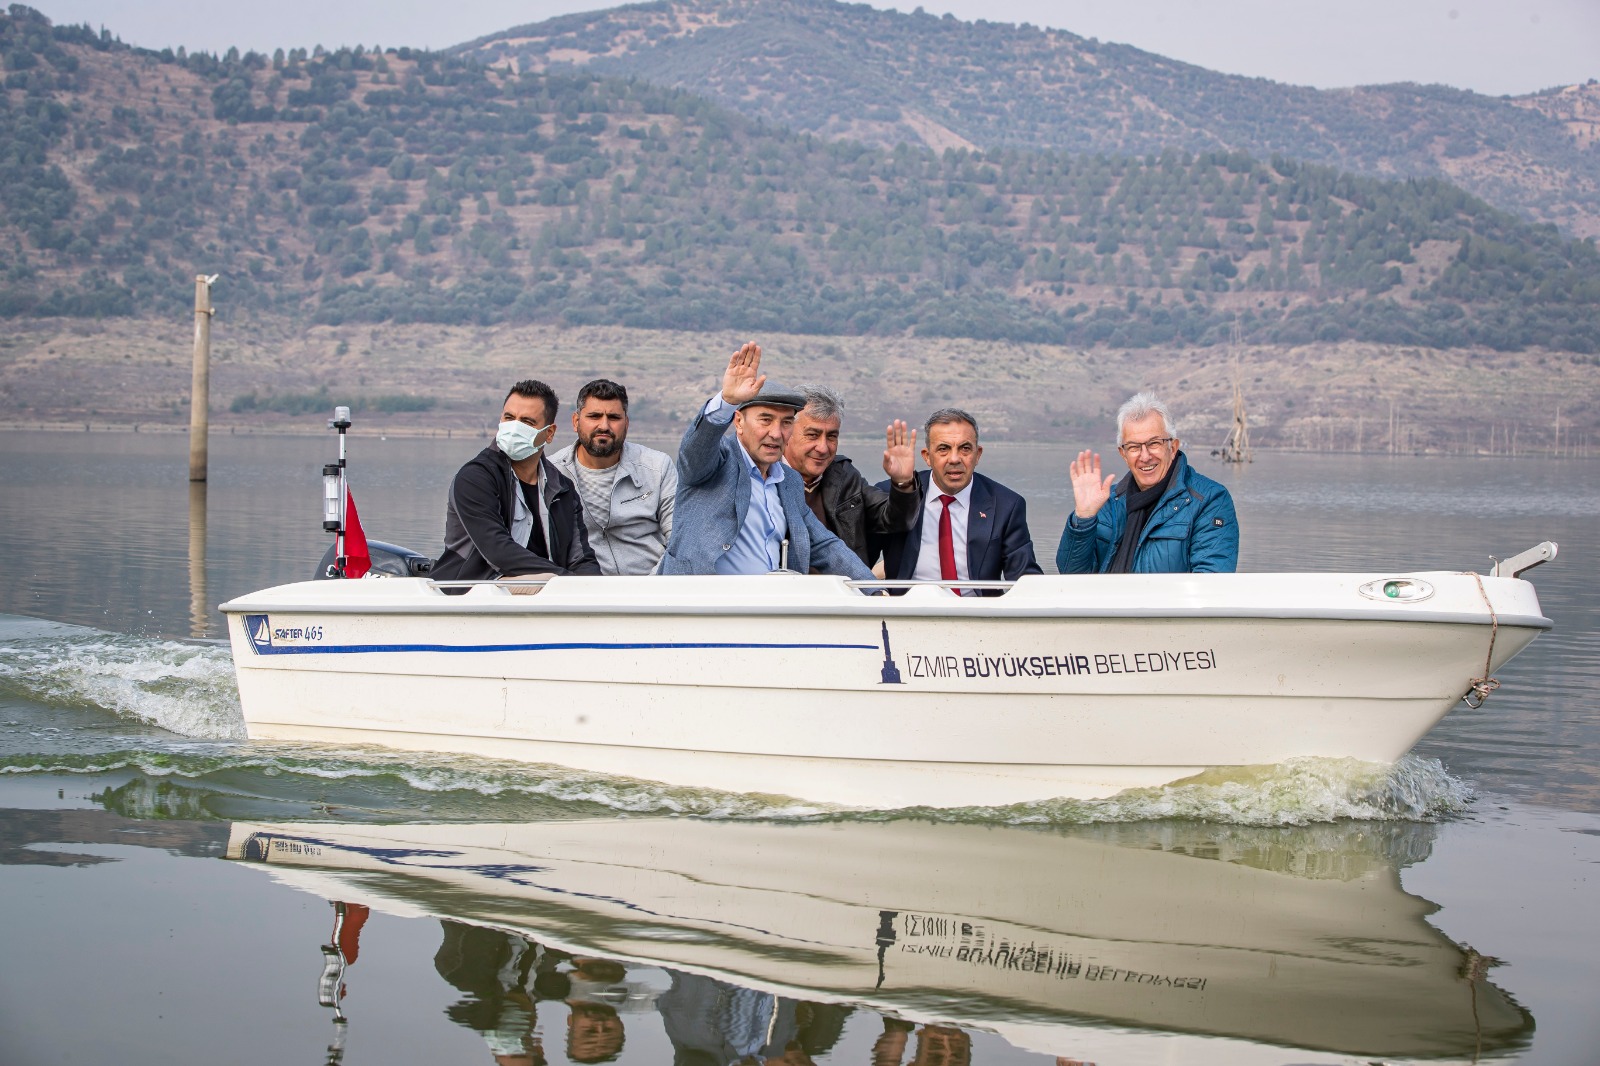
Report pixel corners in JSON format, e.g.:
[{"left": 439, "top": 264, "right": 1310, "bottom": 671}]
[{"left": 703, "top": 396, "right": 787, "bottom": 574}]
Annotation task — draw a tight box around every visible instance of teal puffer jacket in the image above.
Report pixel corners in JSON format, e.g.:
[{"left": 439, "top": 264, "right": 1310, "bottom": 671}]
[{"left": 1056, "top": 453, "right": 1239, "bottom": 574}]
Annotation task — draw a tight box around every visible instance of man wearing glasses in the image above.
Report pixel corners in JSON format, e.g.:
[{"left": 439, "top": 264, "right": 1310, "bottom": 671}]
[{"left": 1056, "top": 392, "right": 1239, "bottom": 574}]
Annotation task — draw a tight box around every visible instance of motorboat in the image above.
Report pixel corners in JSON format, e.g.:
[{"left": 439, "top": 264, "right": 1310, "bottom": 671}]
[
  {"left": 223, "top": 814, "right": 1534, "bottom": 1062},
  {"left": 219, "top": 541, "right": 1556, "bottom": 808}
]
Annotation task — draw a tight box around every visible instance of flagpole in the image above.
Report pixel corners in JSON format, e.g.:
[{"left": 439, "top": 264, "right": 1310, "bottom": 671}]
[
  {"left": 322, "top": 406, "right": 352, "bottom": 577},
  {"left": 337, "top": 407, "right": 349, "bottom": 575}
]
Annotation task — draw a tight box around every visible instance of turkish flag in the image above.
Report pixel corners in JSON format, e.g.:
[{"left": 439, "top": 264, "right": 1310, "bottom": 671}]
[
  {"left": 337, "top": 902, "right": 370, "bottom": 964},
  {"left": 344, "top": 489, "right": 371, "bottom": 578}
]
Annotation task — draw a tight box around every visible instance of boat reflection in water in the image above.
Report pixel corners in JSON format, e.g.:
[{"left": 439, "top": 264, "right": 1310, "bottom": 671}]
[{"left": 225, "top": 814, "right": 1533, "bottom": 1064}]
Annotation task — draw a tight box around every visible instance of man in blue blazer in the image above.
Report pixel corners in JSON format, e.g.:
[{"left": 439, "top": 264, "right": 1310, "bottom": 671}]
[
  {"left": 878, "top": 409, "right": 1042, "bottom": 589},
  {"left": 657, "top": 342, "right": 875, "bottom": 579}
]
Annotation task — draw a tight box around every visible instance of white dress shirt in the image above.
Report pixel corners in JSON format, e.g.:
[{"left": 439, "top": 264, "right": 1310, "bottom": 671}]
[{"left": 913, "top": 480, "right": 973, "bottom": 582}]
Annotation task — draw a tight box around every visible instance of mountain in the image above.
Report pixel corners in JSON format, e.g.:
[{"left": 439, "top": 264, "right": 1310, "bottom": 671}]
[
  {"left": 459, "top": 0, "right": 1600, "bottom": 238},
  {"left": 0, "top": 3, "right": 1598, "bottom": 360}
]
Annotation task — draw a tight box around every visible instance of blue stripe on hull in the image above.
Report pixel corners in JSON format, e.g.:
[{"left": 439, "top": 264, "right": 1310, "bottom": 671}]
[{"left": 248, "top": 639, "right": 878, "bottom": 656}]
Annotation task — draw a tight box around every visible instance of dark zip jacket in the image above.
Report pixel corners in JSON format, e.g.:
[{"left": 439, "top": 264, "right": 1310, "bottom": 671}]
[
  {"left": 432, "top": 444, "right": 600, "bottom": 581},
  {"left": 812, "top": 455, "right": 922, "bottom": 567}
]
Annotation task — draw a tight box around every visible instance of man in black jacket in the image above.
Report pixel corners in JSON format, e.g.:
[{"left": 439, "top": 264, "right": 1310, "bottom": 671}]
[
  {"left": 432, "top": 379, "right": 601, "bottom": 584},
  {"left": 783, "top": 384, "right": 921, "bottom": 570}
]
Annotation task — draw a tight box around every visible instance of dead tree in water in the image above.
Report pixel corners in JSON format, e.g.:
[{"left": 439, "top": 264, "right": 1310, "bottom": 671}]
[
  {"left": 1214, "top": 324, "right": 1251, "bottom": 463},
  {"left": 1217, "top": 380, "right": 1252, "bottom": 462}
]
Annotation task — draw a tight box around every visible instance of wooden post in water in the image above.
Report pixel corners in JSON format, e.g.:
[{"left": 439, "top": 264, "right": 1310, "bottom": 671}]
[
  {"left": 188, "top": 274, "right": 218, "bottom": 482},
  {"left": 187, "top": 481, "right": 208, "bottom": 638}
]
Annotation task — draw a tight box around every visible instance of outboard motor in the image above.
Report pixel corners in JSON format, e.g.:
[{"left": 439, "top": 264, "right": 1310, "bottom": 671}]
[{"left": 314, "top": 540, "right": 433, "bottom": 581}]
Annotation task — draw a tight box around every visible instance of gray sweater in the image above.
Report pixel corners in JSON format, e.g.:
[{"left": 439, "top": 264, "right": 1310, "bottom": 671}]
[{"left": 549, "top": 441, "right": 677, "bottom": 576}]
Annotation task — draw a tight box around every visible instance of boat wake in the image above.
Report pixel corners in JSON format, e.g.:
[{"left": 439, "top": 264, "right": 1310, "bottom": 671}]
[
  {"left": 904, "top": 755, "right": 1475, "bottom": 826},
  {"left": 0, "top": 616, "right": 243, "bottom": 740},
  {"left": 7, "top": 745, "right": 1472, "bottom": 827}
]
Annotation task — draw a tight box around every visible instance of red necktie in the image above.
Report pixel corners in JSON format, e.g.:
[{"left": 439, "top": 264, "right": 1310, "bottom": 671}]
[{"left": 938, "top": 494, "right": 958, "bottom": 581}]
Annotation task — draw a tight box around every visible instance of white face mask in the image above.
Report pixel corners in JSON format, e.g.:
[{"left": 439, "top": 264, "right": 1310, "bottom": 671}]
[{"left": 497, "top": 420, "right": 549, "bottom": 462}]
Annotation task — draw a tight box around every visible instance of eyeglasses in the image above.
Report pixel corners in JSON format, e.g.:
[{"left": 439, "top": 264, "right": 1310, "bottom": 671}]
[{"left": 1118, "top": 437, "right": 1173, "bottom": 456}]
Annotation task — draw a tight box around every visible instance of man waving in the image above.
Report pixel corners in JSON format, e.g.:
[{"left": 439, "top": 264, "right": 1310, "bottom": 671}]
[
  {"left": 657, "top": 343, "right": 874, "bottom": 580},
  {"left": 1057, "top": 392, "right": 1238, "bottom": 574}
]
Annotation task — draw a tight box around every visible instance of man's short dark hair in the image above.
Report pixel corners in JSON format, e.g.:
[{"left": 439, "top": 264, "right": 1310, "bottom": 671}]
[
  {"left": 924, "top": 407, "right": 979, "bottom": 441},
  {"left": 505, "top": 379, "right": 559, "bottom": 422},
  {"left": 576, "top": 378, "right": 629, "bottom": 412}
]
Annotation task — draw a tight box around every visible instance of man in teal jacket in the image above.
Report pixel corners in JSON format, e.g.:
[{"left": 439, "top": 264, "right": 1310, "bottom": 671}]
[{"left": 1056, "top": 392, "right": 1239, "bottom": 574}]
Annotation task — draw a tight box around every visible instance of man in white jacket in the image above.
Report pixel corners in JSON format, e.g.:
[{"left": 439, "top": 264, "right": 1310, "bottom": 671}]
[{"left": 549, "top": 378, "right": 677, "bottom": 576}]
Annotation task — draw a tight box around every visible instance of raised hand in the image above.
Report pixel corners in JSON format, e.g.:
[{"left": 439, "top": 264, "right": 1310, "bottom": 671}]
[
  {"left": 1069, "top": 449, "right": 1116, "bottom": 519},
  {"left": 720, "top": 341, "right": 765, "bottom": 407},
  {"left": 882, "top": 419, "right": 917, "bottom": 486}
]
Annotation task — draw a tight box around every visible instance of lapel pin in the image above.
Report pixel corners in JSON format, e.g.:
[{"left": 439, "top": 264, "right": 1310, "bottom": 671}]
[{"left": 978, "top": 511, "right": 987, "bottom": 518}]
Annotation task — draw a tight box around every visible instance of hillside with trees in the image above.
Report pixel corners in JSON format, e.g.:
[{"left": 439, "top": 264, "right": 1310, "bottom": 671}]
[
  {"left": 463, "top": 0, "right": 1600, "bottom": 238},
  {"left": 1, "top": 4, "right": 1598, "bottom": 359}
]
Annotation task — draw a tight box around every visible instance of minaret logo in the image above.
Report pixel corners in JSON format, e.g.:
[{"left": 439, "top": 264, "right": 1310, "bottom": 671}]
[{"left": 879, "top": 621, "right": 904, "bottom": 684}]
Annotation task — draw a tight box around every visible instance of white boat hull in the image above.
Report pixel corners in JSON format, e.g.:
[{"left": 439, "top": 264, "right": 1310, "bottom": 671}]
[{"left": 221, "top": 571, "right": 1550, "bottom": 808}]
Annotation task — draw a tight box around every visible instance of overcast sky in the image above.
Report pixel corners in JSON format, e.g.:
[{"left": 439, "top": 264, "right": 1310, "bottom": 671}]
[{"left": 26, "top": 0, "right": 1600, "bottom": 97}]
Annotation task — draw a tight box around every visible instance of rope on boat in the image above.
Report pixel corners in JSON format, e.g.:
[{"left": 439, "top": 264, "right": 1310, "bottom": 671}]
[{"left": 1464, "top": 572, "right": 1501, "bottom": 708}]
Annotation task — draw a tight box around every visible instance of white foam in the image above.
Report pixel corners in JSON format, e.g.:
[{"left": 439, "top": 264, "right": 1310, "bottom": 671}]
[
  {"left": 246, "top": 744, "right": 838, "bottom": 819},
  {"left": 233, "top": 748, "right": 1469, "bottom": 825},
  {"left": 948, "top": 755, "right": 1475, "bottom": 826},
  {"left": 0, "top": 743, "right": 1476, "bottom": 828},
  {"left": 0, "top": 631, "right": 244, "bottom": 740}
]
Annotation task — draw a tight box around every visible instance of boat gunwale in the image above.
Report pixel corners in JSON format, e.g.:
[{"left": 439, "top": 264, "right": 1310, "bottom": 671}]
[{"left": 217, "top": 599, "right": 1552, "bottom": 629}]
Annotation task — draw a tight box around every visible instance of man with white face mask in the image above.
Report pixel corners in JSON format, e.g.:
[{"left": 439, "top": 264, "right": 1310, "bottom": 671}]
[{"left": 432, "top": 379, "right": 600, "bottom": 584}]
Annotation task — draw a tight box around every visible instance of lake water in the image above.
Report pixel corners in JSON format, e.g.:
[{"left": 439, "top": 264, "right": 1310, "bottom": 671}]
[{"left": 1, "top": 428, "right": 1597, "bottom": 1065}]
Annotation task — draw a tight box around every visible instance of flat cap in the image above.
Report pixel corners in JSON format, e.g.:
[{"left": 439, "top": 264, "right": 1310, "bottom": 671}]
[{"left": 735, "top": 381, "right": 805, "bottom": 411}]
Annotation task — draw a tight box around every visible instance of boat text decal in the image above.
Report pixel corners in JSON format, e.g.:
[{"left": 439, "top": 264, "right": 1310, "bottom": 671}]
[
  {"left": 904, "top": 650, "right": 1217, "bottom": 679},
  {"left": 878, "top": 622, "right": 1218, "bottom": 682},
  {"left": 242, "top": 614, "right": 875, "bottom": 657},
  {"left": 895, "top": 911, "right": 1207, "bottom": 990}
]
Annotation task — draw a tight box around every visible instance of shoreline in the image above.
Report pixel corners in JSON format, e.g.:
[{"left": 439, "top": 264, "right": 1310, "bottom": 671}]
[
  {"left": 1, "top": 419, "right": 1590, "bottom": 459},
  {"left": 2, "top": 317, "right": 1597, "bottom": 454}
]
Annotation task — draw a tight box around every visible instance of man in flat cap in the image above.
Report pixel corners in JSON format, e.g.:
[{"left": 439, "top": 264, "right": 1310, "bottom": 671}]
[{"left": 657, "top": 342, "right": 875, "bottom": 579}]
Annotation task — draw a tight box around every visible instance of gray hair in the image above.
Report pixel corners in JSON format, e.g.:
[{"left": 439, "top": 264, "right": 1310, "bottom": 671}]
[
  {"left": 1115, "top": 392, "right": 1175, "bottom": 443},
  {"left": 797, "top": 383, "right": 845, "bottom": 422},
  {"left": 924, "top": 407, "right": 979, "bottom": 441}
]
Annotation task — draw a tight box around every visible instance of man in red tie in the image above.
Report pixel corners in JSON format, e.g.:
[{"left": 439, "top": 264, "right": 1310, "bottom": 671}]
[{"left": 878, "top": 408, "right": 1041, "bottom": 591}]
